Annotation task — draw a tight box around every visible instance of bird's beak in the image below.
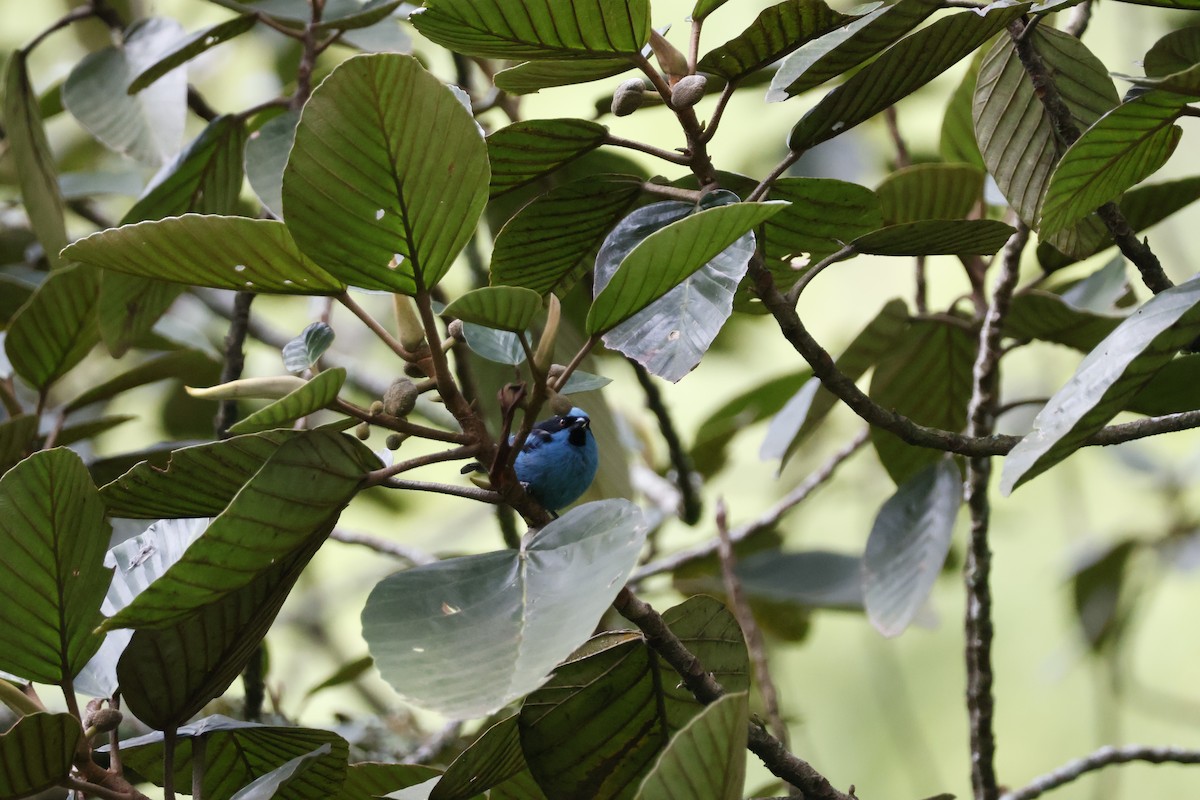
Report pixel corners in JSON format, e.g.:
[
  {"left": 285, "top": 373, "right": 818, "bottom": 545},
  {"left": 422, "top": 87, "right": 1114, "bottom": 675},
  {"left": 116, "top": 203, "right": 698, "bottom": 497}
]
[{"left": 572, "top": 417, "right": 590, "bottom": 430}]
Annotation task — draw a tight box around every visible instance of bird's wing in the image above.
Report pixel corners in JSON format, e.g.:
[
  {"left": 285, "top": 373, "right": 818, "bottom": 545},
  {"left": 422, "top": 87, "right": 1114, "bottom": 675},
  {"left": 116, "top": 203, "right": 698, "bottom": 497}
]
[{"left": 521, "top": 428, "right": 554, "bottom": 453}]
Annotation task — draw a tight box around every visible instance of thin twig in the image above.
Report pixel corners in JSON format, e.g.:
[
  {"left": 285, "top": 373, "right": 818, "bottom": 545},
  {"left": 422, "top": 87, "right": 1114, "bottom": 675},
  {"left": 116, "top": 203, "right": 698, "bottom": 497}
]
[
  {"left": 365, "top": 444, "right": 480, "bottom": 483},
  {"left": 380, "top": 477, "right": 502, "bottom": 504},
  {"left": 337, "top": 292, "right": 415, "bottom": 362},
  {"left": 687, "top": 16, "right": 702, "bottom": 74},
  {"left": 605, "top": 134, "right": 692, "bottom": 165},
  {"left": 747, "top": 151, "right": 802, "bottom": 203},
  {"left": 999, "top": 745, "right": 1200, "bottom": 800},
  {"left": 786, "top": 245, "right": 856, "bottom": 305},
  {"left": 962, "top": 223, "right": 1028, "bottom": 800},
  {"left": 62, "top": 778, "right": 128, "bottom": 800},
  {"left": 214, "top": 292, "right": 254, "bottom": 438},
  {"left": 330, "top": 529, "right": 436, "bottom": 565},
  {"left": 631, "top": 360, "right": 701, "bottom": 524},
  {"left": 550, "top": 334, "right": 601, "bottom": 392},
  {"left": 640, "top": 182, "right": 705, "bottom": 203},
  {"left": 699, "top": 80, "right": 737, "bottom": 145},
  {"left": 22, "top": 5, "right": 97, "bottom": 52},
  {"left": 716, "top": 500, "right": 788, "bottom": 747},
  {"left": 334, "top": 399, "right": 471, "bottom": 444}
]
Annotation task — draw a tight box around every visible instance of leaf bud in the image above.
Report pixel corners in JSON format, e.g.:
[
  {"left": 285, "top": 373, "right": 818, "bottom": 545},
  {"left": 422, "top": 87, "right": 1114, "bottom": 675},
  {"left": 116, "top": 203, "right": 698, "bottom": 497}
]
[
  {"left": 86, "top": 708, "right": 123, "bottom": 733},
  {"left": 447, "top": 319, "right": 465, "bottom": 341},
  {"left": 385, "top": 433, "right": 403, "bottom": 451},
  {"left": 670, "top": 75, "right": 707, "bottom": 108},
  {"left": 611, "top": 79, "right": 646, "bottom": 117},
  {"left": 355, "top": 422, "right": 371, "bottom": 440},
  {"left": 382, "top": 378, "right": 419, "bottom": 418},
  {"left": 369, "top": 400, "right": 385, "bottom": 417}
]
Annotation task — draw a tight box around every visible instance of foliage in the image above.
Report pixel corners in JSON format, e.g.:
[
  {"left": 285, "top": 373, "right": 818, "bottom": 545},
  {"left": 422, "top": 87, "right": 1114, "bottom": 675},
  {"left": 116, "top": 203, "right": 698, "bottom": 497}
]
[{"left": 2, "top": 2, "right": 1200, "bottom": 800}]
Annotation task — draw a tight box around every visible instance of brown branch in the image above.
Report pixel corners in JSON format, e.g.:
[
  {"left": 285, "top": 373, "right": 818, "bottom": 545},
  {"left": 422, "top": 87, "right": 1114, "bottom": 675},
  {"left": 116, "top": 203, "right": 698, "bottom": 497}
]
[
  {"left": 330, "top": 528, "right": 435, "bottom": 565},
  {"left": 605, "top": 134, "right": 692, "bottom": 165},
  {"left": 631, "top": 360, "right": 701, "bottom": 524},
  {"left": 1000, "top": 745, "right": 1200, "bottom": 800},
  {"left": 615, "top": 589, "right": 854, "bottom": 800},
  {"left": 214, "top": 292, "right": 254, "bottom": 438}
]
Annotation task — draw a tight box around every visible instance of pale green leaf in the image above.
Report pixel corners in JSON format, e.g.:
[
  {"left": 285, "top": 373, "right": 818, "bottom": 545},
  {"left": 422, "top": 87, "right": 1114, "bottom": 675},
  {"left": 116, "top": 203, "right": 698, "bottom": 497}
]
[
  {"left": 246, "top": 109, "right": 300, "bottom": 219},
  {"left": 444, "top": 287, "right": 544, "bottom": 332},
  {"left": 227, "top": 368, "right": 346, "bottom": 434},
  {"left": 282, "top": 322, "right": 336, "bottom": 373},
  {"left": 128, "top": 14, "right": 258, "bottom": 93}
]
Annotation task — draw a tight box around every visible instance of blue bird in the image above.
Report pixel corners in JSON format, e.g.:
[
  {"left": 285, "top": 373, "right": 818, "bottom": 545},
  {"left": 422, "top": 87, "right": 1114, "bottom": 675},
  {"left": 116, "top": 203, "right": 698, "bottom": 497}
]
[{"left": 513, "top": 407, "right": 599, "bottom": 512}]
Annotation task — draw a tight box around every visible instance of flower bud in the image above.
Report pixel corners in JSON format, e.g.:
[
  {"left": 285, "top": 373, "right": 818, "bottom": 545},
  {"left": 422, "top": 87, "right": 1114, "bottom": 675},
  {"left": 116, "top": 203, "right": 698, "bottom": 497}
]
[
  {"left": 670, "top": 75, "right": 707, "bottom": 108},
  {"left": 86, "top": 708, "right": 123, "bottom": 733},
  {"left": 611, "top": 79, "right": 646, "bottom": 117},
  {"left": 382, "top": 378, "right": 419, "bottom": 417}
]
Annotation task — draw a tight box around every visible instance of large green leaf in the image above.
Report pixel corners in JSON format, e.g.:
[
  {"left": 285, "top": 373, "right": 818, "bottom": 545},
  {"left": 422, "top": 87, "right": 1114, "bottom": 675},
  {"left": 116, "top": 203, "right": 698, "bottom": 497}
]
[
  {"left": 0, "top": 415, "right": 38, "bottom": 475},
  {"left": 1039, "top": 91, "right": 1193, "bottom": 235},
  {"left": 412, "top": 0, "right": 650, "bottom": 59},
  {"left": 443, "top": 288, "right": 544, "bottom": 332},
  {"left": 336, "top": 763, "right": 443, "bottom": 800},
  {"left": 876, "top": 164, "right": 984, "bottom": 224},
  {"left": 5, "top": 264, "right": 100, "bottom": 393},
  {"left": 869, "top": 319, "right": 976, "bottom": 484},
  {"left": 850, "top": 219, "right": 1016, "bottom": 256},
  {"left": 128, "top": 14, "right": 258, "bottom": 93},
  {"left": 283, "top": 54, "right": 488, "bottom": 294},
  {"left": 763, "top": 299, "right": 909, "bottom": 466},
  {"left": 227, "top": 368, "right": 347, "bottom": 435},
  {"left": 0, "top": 713, "right": 81, "bottom": 799},
  {"left": 940, "top": 52, "right": 986, "bottom": 169},
  {"left": 63, "top": 216, "right": 346, "bottom": 294},
  {"left": 430, "top": 716, "right": 523, "bottom": 800},
  {"left": 1126, "top": 354, "right": 1200, "bottom": 416},
  {"left": 3, "top": 51, "right": 68, "bottom": 268},
  {"left": 103, "top": 430, "right": 377, "bottom": 630},
  {"left": 118, "top": 716, "right": 348, "bottom": 800},
  {"left": 1003, "top": 292, "right": 1123, "bottom": 352},
  {"left": 696, "top": 0, "right": 849, "bottom": 82},
  {"left": 490, "top": 175, "right": 644, "bottom": 295},
  {"left": 768, "top": 0, "right": 939, "bottom": 100},
  {"left": 635, "top": 692, "right": 749, "bottom": 800},
  {"left": 587, "top": 202, "right": 788, "bottom": 335},
  {"left": 789, "top": 5, "right": 1026, "bottom": 151},
  {"left": 495, "top": 58, "right": 636, "bottom": 95},
  {"left": 593, "top": 193, "right": 759, "bottom": 381},
  {"left": 1116, "top": 63, "right": 1200, "bottom": 96},
  {"left": 974, "top": 28, "right": 1119, "bottom": 230},
  {"left": 1144, "top": 25, "right": 1200, "bottom": 77},
  {"left": 361, "top": 499, "right": 648, "bottom": 718},
  {"left": 1002, "top": 274, "right": 1200, "bottom": 493},
  {"left": 487, "top": 119, "right": 608, "bottom": 197},
  {"left": 520, "top": 633, "right": 669, "bottom": 800},
  {"left": 230, "top": 744, "right": 336, "bottom": 800},
  {"left": 0, "top": 449, "right": 111, "bottom": 684},
  {"left": 246, "top": 109, "right": 301, "bottom": 219},
  {"left": 99, "top": 431, "right": 302, "bottom": 518},
  {"left": 62, "top": 18, "right": 187, "bottom": 165},
  {"left": 862, "top": 460, "right": 961, "bottom": 638},
  {"left": 657, "top": 596, "right": 749, "bottom": 732},
  {"left": 97, "top": 273, "right": 184, "bottom": 359}
]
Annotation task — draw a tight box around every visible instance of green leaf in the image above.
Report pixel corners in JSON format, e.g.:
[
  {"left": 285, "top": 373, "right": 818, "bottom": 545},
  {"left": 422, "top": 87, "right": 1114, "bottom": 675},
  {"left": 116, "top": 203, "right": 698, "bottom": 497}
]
[
  {"left": 118, "top": 716, "right": 348, "bottom": 800},
  {"left": 560, "top": 370, "right": 613, "bottom": 394},
  {"left": 99, "top": 431, "right": 302, "bottom": 518},
  {"left": 335, "top": 763, "right": 443, "bottom": 800},
  {"left": 97, "top": 273, "right": 184, "bottom": 359},
  {"left": 0, "top": 449, "right": 111, "bottom": 684},
  {"left": 870, "top": 319, "right": 976, "bottom": 484},
  {"left": 0, "top": 713, "right": 82, "bottom": 799},
  {"left": 692, "top": 0, "right": 731, "bottom": 21},
  {"left": 63, "top": 18, "right": 188, "bottom": 165},
  {"left": 246, "top": 109, "right": 301, "bottom": 219},
  {"left": 5, "top": 264, "right": 101, "bottom": 393},
  {"left": 735, "top": 550, "right": 864, "bottom": 609},
  {"left": 430, "top": 716, "right": 523, "bottom": 800},
  {"left": 1070, "top": 539, "right": 1138, "bottom": 652},
  {"left": 53, "top": 415, "right": 137, "bottom": 449},
  {"left": 128, "top": 14, "right": 258, "bottom": 93},
  {"left": 593, "top": 192, "right": 759, "bottom": 381},
  {"left": 788, "top": 5, "right": 1026, "bottom": 151},
  {"left": 490, "top": 769, "right": 549, "bottom": 800},
  {"left": 315, "top": 0, "right": 406, "bottom": 31},
  {"left": 361, "top": 499, "right": 648, "bottom": 718},
  {"left": 759, "top": 177, "right": 883, "bottom": 276},
  {"left": 1060, "top": 257, "right": 1130, "bottom": 312},
  {"left": 1003, "top": 292, "right": 1123, "bottom": 352},
  {"left": 851, "top": 219, "right": 1016, "bottom": 256},
  {"left": 282, "top": 54, "right": 489, "bottom": 294},
  {"left": 763, "top": 299, "right": 909, "bottom": 466},
  {"left": 520, "top": 633, "right": 669, "bottom": 799},
  {"left": 696, "top": 0, "right": 850, "bottom": 82},
  {"left": 1145, "top": 25, "right": 1200, "bottom": 77},
  {"left": 862, "top": 460, "right": 961, "bottom": 638},
  {"left": 63, "top": 216, "right": 346, "bottom": 294},
  {"left": 64, "top": 348, "right": 220, "bottom": 413},
  {"left": 304, "top": 655, "right": 374, "bottom": 700},
  {"left": 768, "top": 0, "right": 938, "bottom": 101},
  {"left": 657, "top": 596, "right": 749, "bottom": 732},
  {"left": 636, "top": 692, "right": 749, "bottom": 800},
  {"left": 692, "top": 371, "right": 808, "bottom": 476},
  {"left": 1002, "top": 274, "right": 1200, "bottom": 493},
  {"left": 227, "top": 368, "right": 346, "bottom": 435},
  {"left": 490, "top": 175, "right": 644, "bottom": 295},
  {"left": 412, "top": 0, "right": 650, "bottom": 59},
  {"left": 495, "top": 58, "right": 636, "bottom": 95},
  {"left": 3, "top": 51, "right": 68, "bottom": 268},
  {"left": 940, "top": 52, "right": 986, "bottom": 169},
  {"left": 461, "top": 324, "right": 526, "bottom": 365},
  {"left": 487, "top": 119, "right": 608, "bottom": 197},
  {"left": 1126, "top": 354, "right": 1200, "bottom": 416},
  {"left": 1115, "top": 63, "right": 1200, "bottom": 96},
  {"left": 282, "top": 322, "right": 336, "bottom": 373},
  {"left": 587, "top": 202, "right": 788, "bottom": 335},
  {"left": 444, "top": 287, "right": 544, "bottom": 332},
  {"left": 974, "top": 28, "right": 1119, "bottom": 229},
  {"left": 1039, "top": 91, "right": 1193, "bottom": 235},
  {"left": 231, "top": 744, "right": 336, "bottom": 800},
  {"left": 0, "top": 415, "right": 38, "bottom": 475},
  {"left": 876, "top": 164, "right": 984, "bottom": 224},
  {"left": 103, "top": 430, "right": 377, "bottom": 630}
]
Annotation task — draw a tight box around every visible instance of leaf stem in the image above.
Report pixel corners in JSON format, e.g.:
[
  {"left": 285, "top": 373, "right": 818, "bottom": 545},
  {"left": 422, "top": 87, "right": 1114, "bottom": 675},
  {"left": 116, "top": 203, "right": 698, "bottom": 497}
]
[
  {"left": 337, "top": 292, "right": 415, "bottom": 362},
  {"left": 334, "top": 399, "right": 471, "bottom": 444},
  {"left": 365, "top": 444, "right": 480, "bottom": 484},
  {"left": 605, "top": 134, "right": 691, "bottom": 165},
  {"left": 747, "top": 150, "right": 802, "bottom": 202},
  {"left": 630, "top": 360, "right": 701, "bottom": 524},
  {"left": 0, "top": 679, "right": 44, "bottom": 715}
]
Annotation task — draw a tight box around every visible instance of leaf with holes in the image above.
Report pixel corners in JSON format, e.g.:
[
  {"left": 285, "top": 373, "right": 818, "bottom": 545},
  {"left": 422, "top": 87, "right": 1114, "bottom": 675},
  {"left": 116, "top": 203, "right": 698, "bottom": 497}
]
[
  {"left": 0, "top": 449, "right": 111, "bottom": 684},
  {"left": 412, "top": 0, "right": 650, "bottom": 59},
  {"left": 697, "top": 0, "right": 850, "bottom": 82},
  {"left": 64, "top": 216, "right": 345, "bottom": 294},
  {"left": 789, "top": 5, "right": 1026, "bottom": 150},
  {"left": 444, "top": 287, "right": 544, "bottom": 332},
  {"left": 0, "top": 713, "right": 81, "bottom": 799},
  {"left": 488, "top": 119, "right": 608, "bottom": 197},
  {"left": 490, "top": 175, "right": 644, "bottom": 295},
  {"left": 1039, "top": 90, "right": 1194, "bottom": 235},
  {"left": 361, "top": 500, "right": 647, "bottom": 718},
  {"left": 1002, "top": 274, "right": 1200, "bottom": 493},
  {"left": 102, "top": 430, "right": 377, "bottom": 630},
  {"left": 862, "top": 460, "right": 961, "bottom": 638},
  {"left": 227, "top": 368, "right": 346, "bottom": 435},
  {"left": 283, "top": 54, "right": 488, "bottom": 294}
]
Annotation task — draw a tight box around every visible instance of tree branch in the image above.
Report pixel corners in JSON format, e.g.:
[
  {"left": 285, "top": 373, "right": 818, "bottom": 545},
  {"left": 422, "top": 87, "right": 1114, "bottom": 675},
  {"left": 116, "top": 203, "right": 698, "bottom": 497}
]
[
  {"left": 330, "top": 528, "right": 435, "bottom": 565},
  {"left": 999, "top": 745, "right": 1200, "bottom": 800},
  {"left": 630, "top": 360, "right": 701, "bottom": 524},
  {"left": 214, "top": 292, "right": 254, "bottom": 438}
]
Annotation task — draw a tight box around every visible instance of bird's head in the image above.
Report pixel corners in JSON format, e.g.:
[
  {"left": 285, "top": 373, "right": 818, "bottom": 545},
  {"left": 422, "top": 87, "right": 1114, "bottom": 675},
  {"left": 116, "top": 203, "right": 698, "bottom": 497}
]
[{"left": 561, "top": 407, "right": 591, "bottom": 447}]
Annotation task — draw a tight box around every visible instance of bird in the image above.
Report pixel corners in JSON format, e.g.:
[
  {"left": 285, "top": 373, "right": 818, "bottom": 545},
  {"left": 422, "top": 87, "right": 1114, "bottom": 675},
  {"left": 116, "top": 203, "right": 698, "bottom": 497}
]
[{"left": 513, "top": 406, "right": 599, "bottom": 513}]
